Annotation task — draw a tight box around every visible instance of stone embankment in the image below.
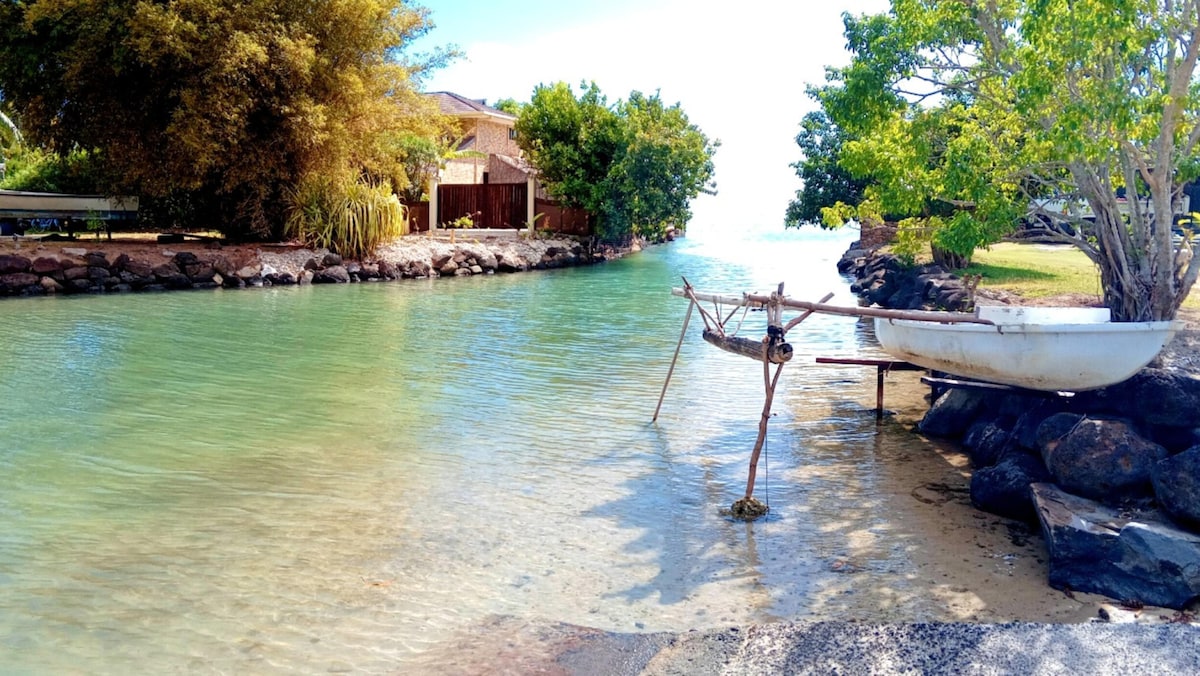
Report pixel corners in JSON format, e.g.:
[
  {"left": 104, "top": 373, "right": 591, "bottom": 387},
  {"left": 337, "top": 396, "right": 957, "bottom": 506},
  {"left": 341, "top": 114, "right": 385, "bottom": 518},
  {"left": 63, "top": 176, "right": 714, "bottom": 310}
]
[
  {"left": 838, "top": 244, "right": 977, "bottom": 311},
  {"left": 841, "top": 241, "right": 1200, "bottom": 609},
  {"left": 0, "top": 234, "right": 626, "bottom": 297}
]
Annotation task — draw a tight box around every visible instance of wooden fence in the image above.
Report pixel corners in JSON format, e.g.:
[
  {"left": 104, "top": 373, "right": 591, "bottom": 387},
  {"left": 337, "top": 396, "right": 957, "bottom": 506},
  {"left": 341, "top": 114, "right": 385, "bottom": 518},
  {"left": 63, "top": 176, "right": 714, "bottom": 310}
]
[
  {"left": 439, "top": 183, "right": 527, "bottom": 229},
  {"left": 403, "top": 183, "right": 593, "bottom": 236},
  {"left": 535, "top": 198, "right": 591, "bottom": 236},
  {"left": 406, "top": 202, "right": 429, "bottom": 233}
]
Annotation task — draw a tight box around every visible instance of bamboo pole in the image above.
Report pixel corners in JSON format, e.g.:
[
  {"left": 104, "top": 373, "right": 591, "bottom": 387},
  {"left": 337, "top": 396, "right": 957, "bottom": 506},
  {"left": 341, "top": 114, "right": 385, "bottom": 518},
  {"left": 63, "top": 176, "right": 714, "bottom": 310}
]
[
  {"left": 670, "top": 288, "right": 996, "bottom": 325},
  {"left": 652, "top": 301, "right": 693, "bottom": 422}
]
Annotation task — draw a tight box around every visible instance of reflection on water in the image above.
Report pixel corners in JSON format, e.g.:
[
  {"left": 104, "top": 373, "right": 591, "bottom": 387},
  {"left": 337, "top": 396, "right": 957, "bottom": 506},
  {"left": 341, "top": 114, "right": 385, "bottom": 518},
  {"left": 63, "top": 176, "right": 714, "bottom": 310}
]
[{"left": 0, "top": 227, "right": 1044, "bottom": 673}]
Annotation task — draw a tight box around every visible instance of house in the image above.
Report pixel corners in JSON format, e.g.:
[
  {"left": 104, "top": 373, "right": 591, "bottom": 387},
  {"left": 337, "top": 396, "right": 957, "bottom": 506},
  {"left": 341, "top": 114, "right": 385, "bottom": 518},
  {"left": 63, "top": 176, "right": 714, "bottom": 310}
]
[{"left": 429, "top": 91, "right": 531, "bottom": 185}]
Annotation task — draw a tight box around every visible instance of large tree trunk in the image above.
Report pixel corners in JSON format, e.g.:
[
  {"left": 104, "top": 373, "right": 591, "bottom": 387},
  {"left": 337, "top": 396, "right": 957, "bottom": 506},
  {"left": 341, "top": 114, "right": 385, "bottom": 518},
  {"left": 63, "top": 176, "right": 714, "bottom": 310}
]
[{"left": 931, "top": 244, "right": 969, "bottom": 270}]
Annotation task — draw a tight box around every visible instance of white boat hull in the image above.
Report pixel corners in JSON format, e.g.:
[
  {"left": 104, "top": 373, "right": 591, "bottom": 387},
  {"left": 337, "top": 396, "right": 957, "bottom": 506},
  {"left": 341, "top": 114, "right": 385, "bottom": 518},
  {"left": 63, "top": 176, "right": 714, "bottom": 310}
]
[{"left": 874, "top": 313, "right": 1182, "bottom": 392}]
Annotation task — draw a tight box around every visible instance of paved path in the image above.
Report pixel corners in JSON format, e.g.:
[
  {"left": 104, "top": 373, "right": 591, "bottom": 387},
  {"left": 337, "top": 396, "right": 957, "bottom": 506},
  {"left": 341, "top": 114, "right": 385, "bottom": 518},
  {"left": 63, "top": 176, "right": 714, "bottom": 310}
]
[{"left": 547, "top": 621, "right": 1200, "bottom": 675}]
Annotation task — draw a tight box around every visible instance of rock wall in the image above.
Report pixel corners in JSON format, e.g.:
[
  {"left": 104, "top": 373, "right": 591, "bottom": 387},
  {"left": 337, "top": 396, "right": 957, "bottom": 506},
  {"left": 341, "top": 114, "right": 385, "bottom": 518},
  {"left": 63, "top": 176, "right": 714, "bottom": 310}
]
[
  {"left": 0, "top": 236, "right": 625, "bottom": 298},
  {"left": 838, "top": 245, "right": 976, "bottom": 311}
]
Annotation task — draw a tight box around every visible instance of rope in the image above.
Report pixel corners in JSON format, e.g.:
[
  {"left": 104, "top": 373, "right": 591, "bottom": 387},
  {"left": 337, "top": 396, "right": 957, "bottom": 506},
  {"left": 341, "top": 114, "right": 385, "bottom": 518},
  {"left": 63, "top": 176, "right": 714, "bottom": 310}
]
[{"left": 763, "top": 426, "right": 770, "bottom": 512}]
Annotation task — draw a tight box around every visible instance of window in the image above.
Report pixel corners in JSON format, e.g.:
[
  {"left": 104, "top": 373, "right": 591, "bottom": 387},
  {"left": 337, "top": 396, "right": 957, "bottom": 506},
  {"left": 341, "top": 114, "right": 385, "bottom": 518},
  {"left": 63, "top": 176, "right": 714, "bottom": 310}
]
[
  {"left": 482, "top": 172, "right": 489, "bottom": 184},
  {"left": 509, "top": 128, "right": 517, "bottom": 140}
]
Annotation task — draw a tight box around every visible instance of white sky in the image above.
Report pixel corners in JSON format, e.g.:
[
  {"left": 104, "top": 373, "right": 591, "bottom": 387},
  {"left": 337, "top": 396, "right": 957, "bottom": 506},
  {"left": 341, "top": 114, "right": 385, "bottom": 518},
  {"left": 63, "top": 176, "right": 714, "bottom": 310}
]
[{"left": 417, "top": 0, "right": 892, "bottom": 231}]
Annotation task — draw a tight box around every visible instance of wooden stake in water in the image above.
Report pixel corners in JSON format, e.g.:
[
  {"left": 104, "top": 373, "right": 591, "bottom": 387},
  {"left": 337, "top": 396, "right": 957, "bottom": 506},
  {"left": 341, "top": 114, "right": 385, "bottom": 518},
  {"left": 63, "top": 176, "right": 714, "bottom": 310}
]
[{"left": 652, "top": 300, "right": 693, "bottom": 423}]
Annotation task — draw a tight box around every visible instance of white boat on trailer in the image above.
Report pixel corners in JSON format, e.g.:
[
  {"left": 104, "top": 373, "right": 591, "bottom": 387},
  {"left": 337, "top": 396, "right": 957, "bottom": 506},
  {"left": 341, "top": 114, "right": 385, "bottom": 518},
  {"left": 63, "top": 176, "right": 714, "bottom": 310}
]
[{"left": 874, "top": 306, "right": 1183, "bottom": 392}]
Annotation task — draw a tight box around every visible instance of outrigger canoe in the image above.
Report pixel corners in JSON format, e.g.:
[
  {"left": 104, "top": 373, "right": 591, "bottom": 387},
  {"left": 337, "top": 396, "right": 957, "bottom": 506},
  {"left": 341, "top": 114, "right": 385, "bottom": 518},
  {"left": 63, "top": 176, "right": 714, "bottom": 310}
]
[{"left": 874, "top": 306, "right": 1183, "bottom": 392}]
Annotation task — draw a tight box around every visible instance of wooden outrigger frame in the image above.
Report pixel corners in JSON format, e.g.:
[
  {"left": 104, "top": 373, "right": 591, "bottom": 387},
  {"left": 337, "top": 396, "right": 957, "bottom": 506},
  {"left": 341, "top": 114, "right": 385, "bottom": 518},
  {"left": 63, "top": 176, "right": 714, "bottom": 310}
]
[{"left": 654, "top": 278, "right": 993, "bottom": 520}]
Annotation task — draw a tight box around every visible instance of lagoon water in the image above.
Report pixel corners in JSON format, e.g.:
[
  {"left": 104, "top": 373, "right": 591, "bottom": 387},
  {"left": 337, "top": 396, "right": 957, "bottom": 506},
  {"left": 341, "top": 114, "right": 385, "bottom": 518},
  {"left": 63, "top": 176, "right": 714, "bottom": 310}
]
[{"left": 0, "top": 225, "right": 1065, "bottom": 672}]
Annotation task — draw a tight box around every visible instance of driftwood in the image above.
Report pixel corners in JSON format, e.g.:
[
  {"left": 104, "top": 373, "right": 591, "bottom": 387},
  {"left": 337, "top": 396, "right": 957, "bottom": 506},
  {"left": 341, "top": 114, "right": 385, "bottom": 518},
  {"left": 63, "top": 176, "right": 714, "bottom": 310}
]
[{"left": 702, "top": 329, "right": 793, "bottom": 364}]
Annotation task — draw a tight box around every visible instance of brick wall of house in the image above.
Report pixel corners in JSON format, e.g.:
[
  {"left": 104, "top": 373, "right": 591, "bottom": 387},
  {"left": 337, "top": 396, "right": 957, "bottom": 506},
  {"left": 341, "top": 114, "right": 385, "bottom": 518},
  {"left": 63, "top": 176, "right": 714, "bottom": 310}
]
[
  {"left": 472, "top": 119, "right": 521, "bottom": 157},
  {"left": 488, "top": 156, "right": 527, "bottom": 184},
  {"left": 442, "top": 158, "right": 485, "bottom": 184}
]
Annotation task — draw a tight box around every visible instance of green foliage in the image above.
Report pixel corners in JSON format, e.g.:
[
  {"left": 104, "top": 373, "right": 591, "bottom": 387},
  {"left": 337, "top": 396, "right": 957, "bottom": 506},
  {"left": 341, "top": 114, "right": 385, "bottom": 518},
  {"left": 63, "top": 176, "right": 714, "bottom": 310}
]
[
  {"left": 808, "top": 1, "right": 1200, "bottom": 319},
  {"left": 0, "top": 0, "right": 449, "bottom": 240},
  {"left": 515, "top": 82, "right": 716, "bottom": 242},
  {"left": 443, "top": 214, "right": 477, "bottom": 229},
  {"left": 0, "top": 145, "right": 105, "bottom": 193},
  {"left": 394, "top": 134, "right": 444, "bottom": 203},
  {"left": 284, "top": 175, "right": 408, "bottom": 260},
  {"left": 492, "top": 98, "right": 523, "bottom": 115},
  {"left": 786, "top": 110, "right": 871, "bottom": 227}
]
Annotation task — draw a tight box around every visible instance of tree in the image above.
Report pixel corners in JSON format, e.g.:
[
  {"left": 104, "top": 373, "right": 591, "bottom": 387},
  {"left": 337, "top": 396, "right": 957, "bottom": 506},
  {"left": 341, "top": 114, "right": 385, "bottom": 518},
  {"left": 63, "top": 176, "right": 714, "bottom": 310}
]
[
  {"left": 515, "top": 81, "right": 716, "bottom": 241},
  {"left": 0, "top": 0, "right": 450, "bottom": 239},
  {"left": 807, "top": 1, "right": 1200, "bottom": 321},
  {"left": 492, "top": 98, "right": 524, "bottom": 116},
  {"left": 784, "top": 110, "right": 871, "bottom": 227}
]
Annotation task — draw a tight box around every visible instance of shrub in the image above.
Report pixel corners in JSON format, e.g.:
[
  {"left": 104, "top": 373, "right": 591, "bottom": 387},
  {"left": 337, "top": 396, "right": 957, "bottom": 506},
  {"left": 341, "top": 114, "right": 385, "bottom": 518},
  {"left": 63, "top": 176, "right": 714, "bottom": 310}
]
[{"left": 284, "top": 175, "right": 407, "bottom": 260}]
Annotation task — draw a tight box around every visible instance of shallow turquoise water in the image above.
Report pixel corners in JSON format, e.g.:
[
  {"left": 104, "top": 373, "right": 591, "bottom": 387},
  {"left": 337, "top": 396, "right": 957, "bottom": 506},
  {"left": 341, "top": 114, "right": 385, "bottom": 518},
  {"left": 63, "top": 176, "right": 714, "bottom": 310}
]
[{"left": 0, "top": 226, "right": 962, "bottom": 672}]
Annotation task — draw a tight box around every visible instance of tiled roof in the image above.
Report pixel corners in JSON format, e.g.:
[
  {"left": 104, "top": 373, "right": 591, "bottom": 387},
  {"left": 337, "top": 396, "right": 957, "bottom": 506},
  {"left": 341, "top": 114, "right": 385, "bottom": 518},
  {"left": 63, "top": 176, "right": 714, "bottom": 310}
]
[{"left": 427, "top": 92, "right": 516, "bottom": 121}]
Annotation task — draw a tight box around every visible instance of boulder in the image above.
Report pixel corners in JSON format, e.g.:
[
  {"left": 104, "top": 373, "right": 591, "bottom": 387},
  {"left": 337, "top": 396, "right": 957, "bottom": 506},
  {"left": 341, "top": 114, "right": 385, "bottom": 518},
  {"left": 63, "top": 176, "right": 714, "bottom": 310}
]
[
  {"left": 1079, "top": 368, "right": 1200, "bottom": 429},
  {"left": 152, "top": 263, "right": 180, "bottom": 280},
  {"left": 40, "top": 276, "right": 63, "bottom": 293},
  {"left": 1033, "top": 483, "right": 1200, "bottom": 609},
  {"left": 235, "top": 264, "right": 261, "bottom": 279},
  {"left": 405, "top": 260, "right": 431, "bottom": 278},
  {"left": 264, "top": 272, "right": 296, "bottom": 286},
  {"left": 1039, "top": 415, "right": 1166, "bottom": 503},
  {"left": 962, "top": 421, "right": 1012, "bottom": 469},
  {"left": 918, "top": 388, "right": 989, "bottom": 438},
  {"left": 1012, "top": 400, "right": 1066, "bottom": 451},
  {"left": 173, "top": 251, "right": 200, "bottom": 269},
  {"left": 322, "top": 252, "right": 343, "bottom": 267},
  {"left": 190, "top": 266, "right": 217, "bottom": 284},
  {"left": 1152, "top": 445, "right": 1200, "bottom": 530},
  {"left": 211, "top": 256, "right": 236, "bottom": 277},
  {"left": 313, "top": 265, "right": 350, "bottom": 283},
  {"left": 377, "top": 260, "right": 399, "bottom": 280},
  {"left": 124, "top": 260, "right": 153, "bottom": 278},
  {"left": 0, "top": 254, "right": 31, "bottom": 275},
  {"left": 161, "top": 273, "right": 193, "bottom": 289},
  {"left": 64, "top": 266, "right": 91, "bottom": 282},
  {"left": 83, "top": 252, "right": 109, "bottom": 268},
  {"left": 31, "top": 257, "right": 61, "bottom": 275},
  {"left": 0, "top": 272, "right": 40, "bottom": 292},
  {"left": 971, "top": 452, "right": 1052, "bottom": 521},
  {"left": 496, "top": 252, "right": 528, "bottom": 272}
]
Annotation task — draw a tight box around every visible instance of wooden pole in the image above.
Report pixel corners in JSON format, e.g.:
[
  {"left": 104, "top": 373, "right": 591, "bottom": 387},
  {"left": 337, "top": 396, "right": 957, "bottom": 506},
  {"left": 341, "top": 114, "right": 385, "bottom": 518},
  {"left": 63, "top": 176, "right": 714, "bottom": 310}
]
[
  {"left": 652, "top": 301, "right": 693, "bottom": 422},
  {"left": 670, "top": 288, "right": 995, "bottom": 325},
  {"left": 782, "top": 292, "right": 835, "bottom": 333},
  {"left": 744, "top": 355, "right": 785, "bottom": 500}
]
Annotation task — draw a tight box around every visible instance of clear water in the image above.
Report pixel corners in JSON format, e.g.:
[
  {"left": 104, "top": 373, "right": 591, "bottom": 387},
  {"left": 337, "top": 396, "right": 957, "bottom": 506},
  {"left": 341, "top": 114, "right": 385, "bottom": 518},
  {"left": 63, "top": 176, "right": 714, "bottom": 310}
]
[{"left": 0, "top": 226, "right": 979, "bottom": 672}]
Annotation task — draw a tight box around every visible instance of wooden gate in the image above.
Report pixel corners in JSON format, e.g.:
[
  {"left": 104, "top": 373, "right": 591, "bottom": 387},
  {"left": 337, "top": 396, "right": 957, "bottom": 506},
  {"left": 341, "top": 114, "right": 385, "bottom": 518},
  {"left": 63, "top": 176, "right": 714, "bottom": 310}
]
[{"left": 438, "top": 183, "right": 527, "bottom": 229}]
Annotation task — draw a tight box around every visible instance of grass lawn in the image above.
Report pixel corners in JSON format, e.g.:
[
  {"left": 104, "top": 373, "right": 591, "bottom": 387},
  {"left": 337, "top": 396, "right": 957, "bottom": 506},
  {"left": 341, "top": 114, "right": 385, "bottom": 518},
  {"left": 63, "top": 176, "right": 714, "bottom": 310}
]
[{"left": 965, "top": 242, "right": 1200, "bottom": 310}]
